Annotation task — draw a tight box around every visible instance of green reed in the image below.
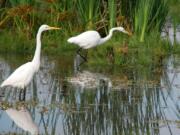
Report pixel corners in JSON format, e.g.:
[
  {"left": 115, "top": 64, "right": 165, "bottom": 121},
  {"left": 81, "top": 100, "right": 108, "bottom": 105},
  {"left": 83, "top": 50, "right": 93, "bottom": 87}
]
[
  {"left": 0, "top": 0, "right": 169, "bottom": 34},
  {"left": 134, "top": 0, "right": 168, "bottom": 42},
  {"left": 108, "top": 0, "right": 116, "bottom": 29},
  {"left": 76, "top": 0, "right": 100, "bottom": 29}
]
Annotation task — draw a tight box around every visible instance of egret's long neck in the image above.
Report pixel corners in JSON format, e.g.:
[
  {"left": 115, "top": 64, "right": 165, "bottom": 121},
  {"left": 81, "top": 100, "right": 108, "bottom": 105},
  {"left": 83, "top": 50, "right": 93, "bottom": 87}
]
[
  {"left": 99, "top": 28, "right": 118, "bottom": 45},
  {"left": 32, "top": 30, "right": 42, "bottom": 66}
]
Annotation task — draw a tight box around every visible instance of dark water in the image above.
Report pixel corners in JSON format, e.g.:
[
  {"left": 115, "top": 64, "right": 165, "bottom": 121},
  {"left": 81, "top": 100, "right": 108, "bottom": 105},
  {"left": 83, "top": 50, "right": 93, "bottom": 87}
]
[{"left": 0, "top": 53, "right": 179, "bottom": 135}]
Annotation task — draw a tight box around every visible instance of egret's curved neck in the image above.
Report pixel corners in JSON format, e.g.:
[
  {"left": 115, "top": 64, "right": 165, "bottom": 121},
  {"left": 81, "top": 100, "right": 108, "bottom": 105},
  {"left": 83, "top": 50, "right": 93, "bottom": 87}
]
[
  {"left": 99, "top": 28, "right": 119, "bottom": 45},
  {"left": 32, "top": 29, "right": 42, "bottom": 66}
]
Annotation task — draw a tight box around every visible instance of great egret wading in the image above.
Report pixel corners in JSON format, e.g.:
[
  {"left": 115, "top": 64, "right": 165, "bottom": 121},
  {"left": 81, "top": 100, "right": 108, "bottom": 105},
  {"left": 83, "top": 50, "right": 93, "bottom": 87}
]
[
  {"left": 67, "top": 27, "right": 131, "bottom": 60},
  {"left": 0, "top": 24, "right": 60, "bottom": 100}
]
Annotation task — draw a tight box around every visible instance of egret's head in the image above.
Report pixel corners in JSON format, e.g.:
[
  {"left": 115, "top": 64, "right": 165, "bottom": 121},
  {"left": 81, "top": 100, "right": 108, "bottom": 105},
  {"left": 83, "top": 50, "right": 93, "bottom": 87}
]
[
  {"left": 39, "top": 24, "right": 61, "bottom": 32},
  {"left": 117, "top": 27, "right": 132, "bottom": 36}
]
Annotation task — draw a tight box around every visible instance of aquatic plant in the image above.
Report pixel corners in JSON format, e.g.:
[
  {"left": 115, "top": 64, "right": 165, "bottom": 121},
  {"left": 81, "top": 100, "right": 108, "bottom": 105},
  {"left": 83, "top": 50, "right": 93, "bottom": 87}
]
[
  {"left": 76, "top": 0, "right": 100, "bottom": 29},
  {"left": 0, "top": 0, "right": 176, "bottom": 57},
  {"left": 134, "top": 0, "right": 168, "bottom": 42},
  {"left": 7, "top": 0, "right": 35, "bottom": 6},
  {"left": 0, "top": 0, "right": 169, "bottom": 34},
  {"left": 108, "top": 0, "right": 116, "bottom": 29}
]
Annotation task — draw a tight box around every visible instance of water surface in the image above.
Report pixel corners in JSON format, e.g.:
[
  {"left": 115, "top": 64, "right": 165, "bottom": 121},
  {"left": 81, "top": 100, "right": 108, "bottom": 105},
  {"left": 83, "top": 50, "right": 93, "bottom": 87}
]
[{"left": 0, "top": 53, "right": 179, "bottom": 135}]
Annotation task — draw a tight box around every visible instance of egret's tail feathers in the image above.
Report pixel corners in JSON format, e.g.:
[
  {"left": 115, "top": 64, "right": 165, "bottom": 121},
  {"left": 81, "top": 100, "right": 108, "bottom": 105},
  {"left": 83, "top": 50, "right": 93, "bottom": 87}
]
[{"left": 67, "top": 37, "right": 75, "bottom": 43}]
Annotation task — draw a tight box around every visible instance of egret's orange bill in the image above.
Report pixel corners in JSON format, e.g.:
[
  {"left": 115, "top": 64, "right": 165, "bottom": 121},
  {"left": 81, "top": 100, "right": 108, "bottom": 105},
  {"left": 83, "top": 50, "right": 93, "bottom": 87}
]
[{"left": 49, "top": 26, "right": 61, "bottom": 30}]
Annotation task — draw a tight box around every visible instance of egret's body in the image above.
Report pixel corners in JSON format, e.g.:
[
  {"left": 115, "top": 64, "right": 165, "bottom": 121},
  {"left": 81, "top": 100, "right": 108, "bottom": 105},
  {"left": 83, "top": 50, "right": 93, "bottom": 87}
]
[
  {"left": 67, "top": 27, "right": 130, "bottom": 50},
  {"left": 0, "top": 25, "right": 60, "bottom": 90},
  {"left": 68, "top": 31, "right": 101, "bottom": 49},
  {"left": 1, "top": 62, "right": 35, "bottom": 89}
]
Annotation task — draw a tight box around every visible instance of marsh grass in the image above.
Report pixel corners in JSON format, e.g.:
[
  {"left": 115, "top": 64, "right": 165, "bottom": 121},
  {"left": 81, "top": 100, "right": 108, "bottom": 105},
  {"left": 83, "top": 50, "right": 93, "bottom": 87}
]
[
  {"left": 0, "top": 28, "right": 172, "bottom": 67},
  {"left": 0, "top": 0, "right": 178, "bottom": 65},
  {"left": 76, "top": 0, "right": 100, "bottom": 29},
  {"left": 86, "top": 31, "right": 171, "bottom": 66},
  {"left": 0, "top": 0, "right": 169, "bottom": 33},
  {"left": 108, "top": 0, "right": 116, "bottom": 29},
  {"left": 169, "top": 0, "right": 180, "bottom": 29},
  {"left": 134, "top": 0, "right": 168, "bottom": 42},
  {"left": 0, "top": 30, "right": 69, "bottom": 55}
]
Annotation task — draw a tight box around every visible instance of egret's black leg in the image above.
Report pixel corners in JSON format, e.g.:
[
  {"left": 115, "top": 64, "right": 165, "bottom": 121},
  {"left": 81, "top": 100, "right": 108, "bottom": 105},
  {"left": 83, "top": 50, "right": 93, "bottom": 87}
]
[
  {"left": 79, "top": 59, "right": 86, "bottom": 66},
  {"left": 84, "top": 50, "right": 88, "bottom": 60},
  {"left": 19, "top": 88, "right": 26, "bottom": 101},
  {"left": 23, "top": 88, "right": 26, "bottom": 101},
  {"left": 0, "top": 88, "right": 4, "bottom": 102},
  {"left": 76, "top": 48, "right": 82, "bottom": 54},
  {"left": 79, "top": 53, "right": 87, "bottom": 62},
  {"left": 0, "top": 88, "right": 5, "bottom": 98},
  {"left": 76, "top": 48, "right": 87, "bottom": 62},
  {"left": 19, "top": 89, "right": 22, "bottom": 101},
  {"left": 76, "top": 58, "right": 86, "bottom": 71},
  {"left": 80, "top": 50, "right": 88, "bottom": 65}
]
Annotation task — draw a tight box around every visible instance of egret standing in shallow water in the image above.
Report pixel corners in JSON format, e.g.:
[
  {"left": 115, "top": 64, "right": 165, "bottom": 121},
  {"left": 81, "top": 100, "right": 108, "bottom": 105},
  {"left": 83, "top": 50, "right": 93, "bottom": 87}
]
[
  {"left": 67, "top": 27, "right": 131, "bottom": 60},
  {"left": 0, "top": 24, "right": 60, "bottom": 100}
]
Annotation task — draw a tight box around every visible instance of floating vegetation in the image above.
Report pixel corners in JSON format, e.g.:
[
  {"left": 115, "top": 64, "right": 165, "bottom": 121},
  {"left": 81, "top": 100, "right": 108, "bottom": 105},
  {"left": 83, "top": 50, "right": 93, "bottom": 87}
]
[
  {"left": 67, "top": 70, "right": 112, "bottom": 89},
  {"left": 0, "top": 101, "right": 12, "bottom": 110}
]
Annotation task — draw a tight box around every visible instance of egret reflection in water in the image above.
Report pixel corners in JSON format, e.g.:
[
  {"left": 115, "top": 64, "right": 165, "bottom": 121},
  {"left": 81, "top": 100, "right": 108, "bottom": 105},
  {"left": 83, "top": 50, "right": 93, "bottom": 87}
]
[{"left": 5, "top": 106, "right": 39, "bottom": 135}]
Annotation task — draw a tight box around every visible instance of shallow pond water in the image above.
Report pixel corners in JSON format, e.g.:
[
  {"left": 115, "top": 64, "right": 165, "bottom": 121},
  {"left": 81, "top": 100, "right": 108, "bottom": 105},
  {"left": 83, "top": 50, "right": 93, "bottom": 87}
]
[
  {"left": 161, "top": 21, "right": 180, "bottom": 44},
  {"left": 0, "top": 53, "right": 179, "bottom": 135}
]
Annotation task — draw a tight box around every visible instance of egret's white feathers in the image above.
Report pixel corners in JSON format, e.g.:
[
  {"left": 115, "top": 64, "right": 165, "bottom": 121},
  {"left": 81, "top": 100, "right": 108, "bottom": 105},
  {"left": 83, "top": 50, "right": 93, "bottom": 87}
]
[
  {"left": 67, "top": 31, "right": 101, "bottom": 49},
  {"left": 0, "top": 62, "right": 35, "bottom": 89},
  {"left": 67, "top": 27, "right": 129, "bottom": 49}
]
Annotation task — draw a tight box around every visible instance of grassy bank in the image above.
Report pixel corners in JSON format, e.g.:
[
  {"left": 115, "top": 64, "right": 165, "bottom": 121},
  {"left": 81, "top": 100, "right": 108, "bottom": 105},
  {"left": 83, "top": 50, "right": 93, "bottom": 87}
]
[
  {"left": 0, "top": 29, "right": 173, "bottom": 66},
  {"left": 0, "top": 0, "right": 179, "bottom": 66}
]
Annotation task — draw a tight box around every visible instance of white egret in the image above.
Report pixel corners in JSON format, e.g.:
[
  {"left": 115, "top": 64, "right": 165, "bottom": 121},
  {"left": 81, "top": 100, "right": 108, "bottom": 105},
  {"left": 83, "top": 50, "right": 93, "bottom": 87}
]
[
  {"left": 67, "top": 27, "right": 131, "bottom": 60},
  {"left": 0, "top": 24, "right": 60, "bottom": 100},
  {"left": 6, "top": 107, "right": 39, "bottom": 135}
]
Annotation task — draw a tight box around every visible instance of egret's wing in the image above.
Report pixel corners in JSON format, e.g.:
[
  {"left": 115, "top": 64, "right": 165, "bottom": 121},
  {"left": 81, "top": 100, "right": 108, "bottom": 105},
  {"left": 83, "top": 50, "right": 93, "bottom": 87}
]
[{"left": 1, "top": 62, "right": 34, "bottom": 88}]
